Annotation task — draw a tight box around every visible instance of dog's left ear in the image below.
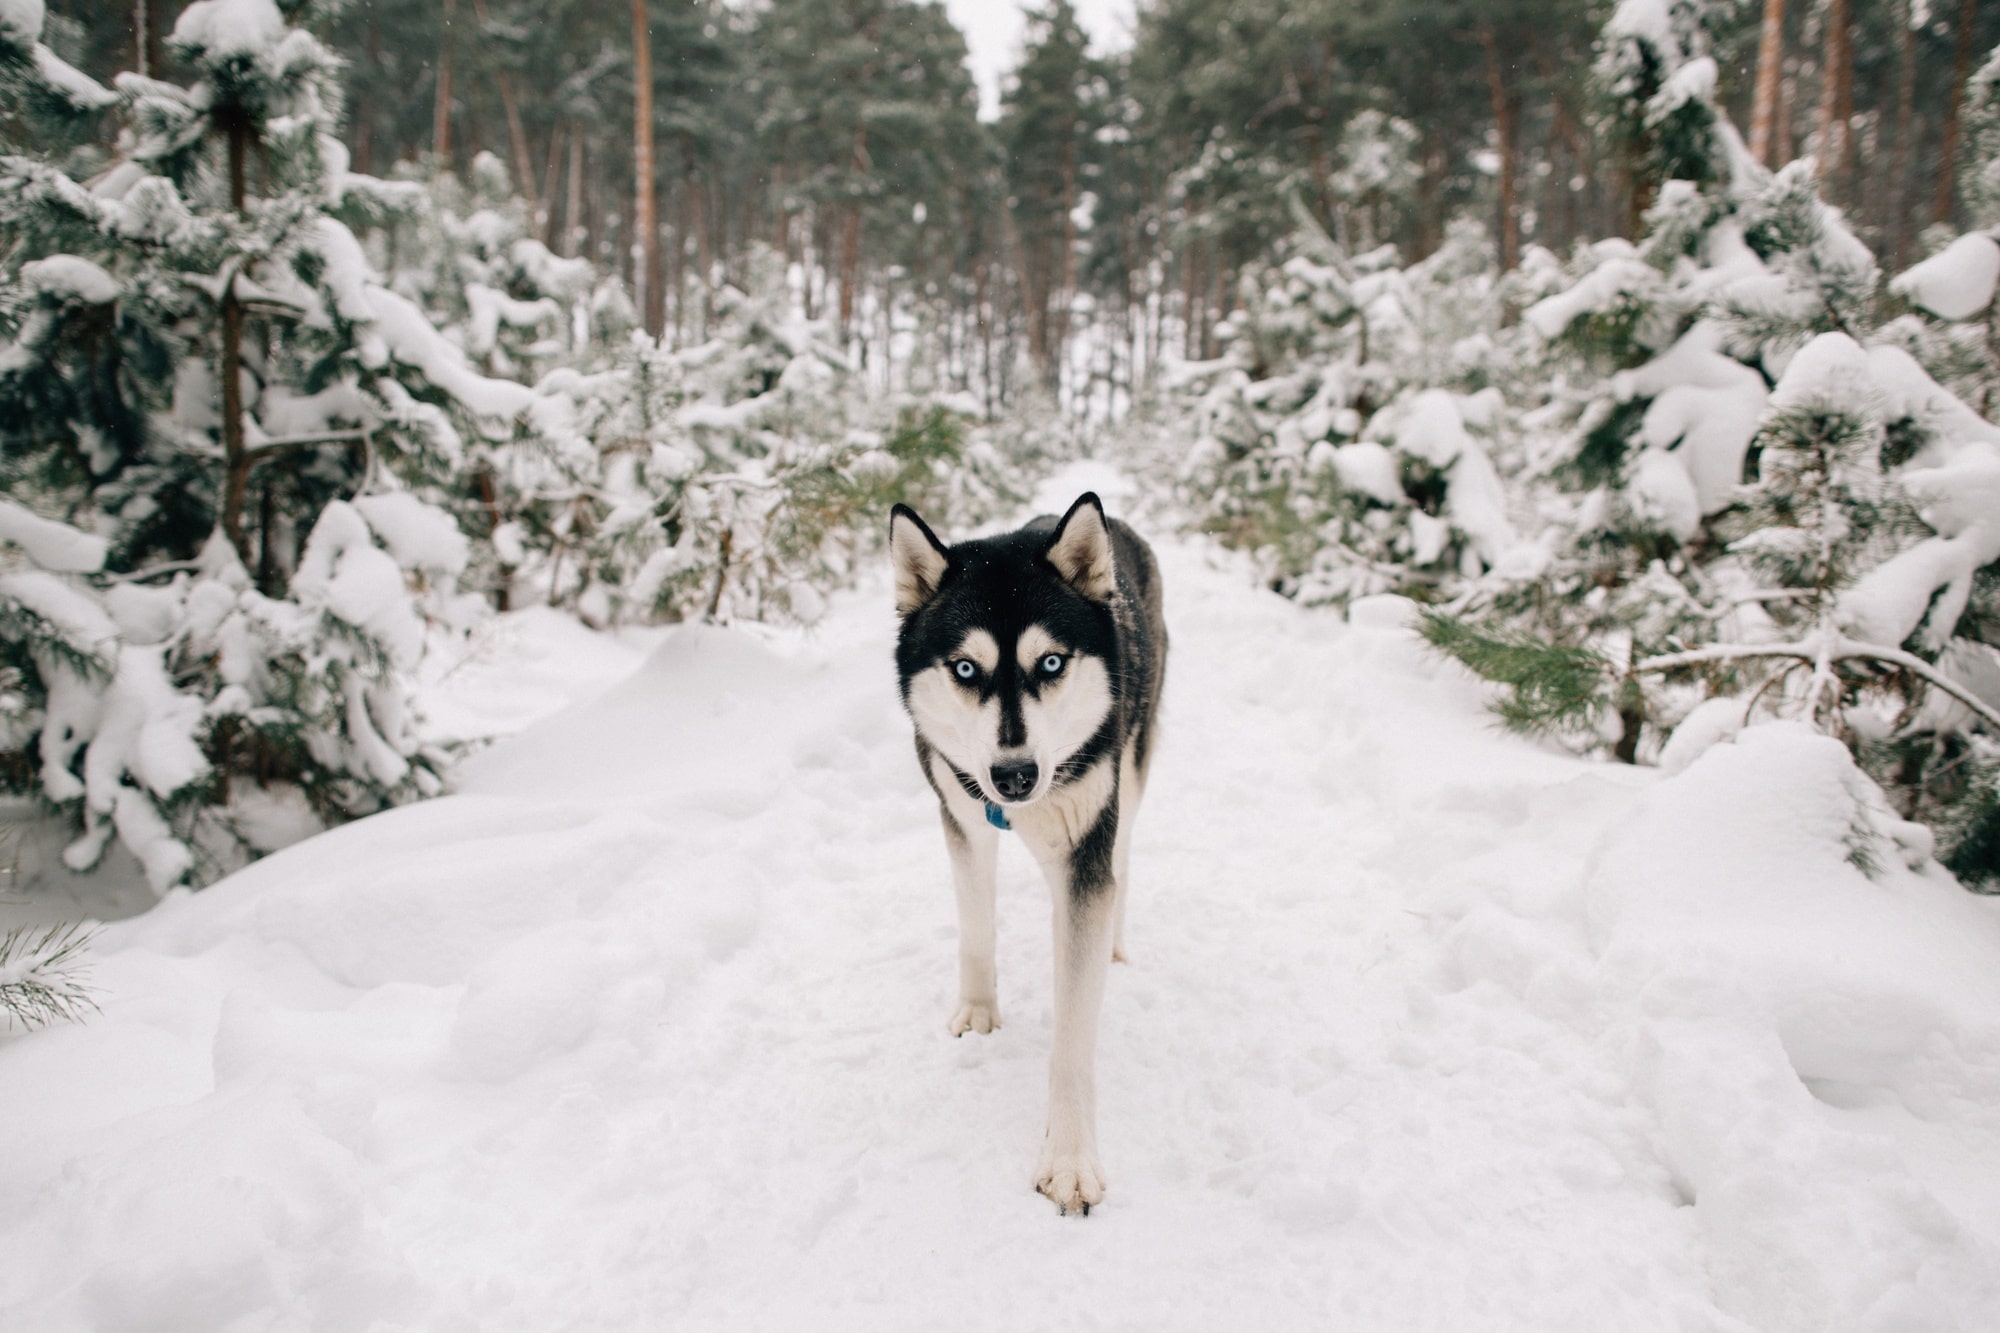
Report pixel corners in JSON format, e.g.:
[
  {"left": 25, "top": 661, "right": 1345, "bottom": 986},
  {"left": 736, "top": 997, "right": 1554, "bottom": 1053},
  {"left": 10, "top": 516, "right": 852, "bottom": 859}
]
[
  {"left": 890, "top": 503, "right": 950, "bottom": 615},
  {"left": 1044, "top": 493, "right": 1117, "bottom": 602}
]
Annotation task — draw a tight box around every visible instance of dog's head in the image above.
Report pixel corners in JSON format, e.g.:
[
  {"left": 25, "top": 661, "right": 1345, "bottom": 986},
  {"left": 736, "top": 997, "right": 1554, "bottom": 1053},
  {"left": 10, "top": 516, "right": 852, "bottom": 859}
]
[{"left": 891, "top": 494, "right": 1120, "bottom": 808}]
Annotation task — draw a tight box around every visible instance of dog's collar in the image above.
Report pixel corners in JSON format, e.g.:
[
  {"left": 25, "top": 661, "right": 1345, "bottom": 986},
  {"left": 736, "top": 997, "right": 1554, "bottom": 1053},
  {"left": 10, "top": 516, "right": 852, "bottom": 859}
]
[{"left": 984, "top": 802, "right": 1011, "bottom": 831}]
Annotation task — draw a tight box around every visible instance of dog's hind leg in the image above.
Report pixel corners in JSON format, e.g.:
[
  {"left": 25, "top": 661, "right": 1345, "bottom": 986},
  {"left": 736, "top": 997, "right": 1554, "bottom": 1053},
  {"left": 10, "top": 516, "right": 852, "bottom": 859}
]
[
  {"left": 1109, "top": 742, "right": 1144, "bottom": 964},
  {"left": 942, "top": 807, "right": 1002, "bottom": 1036}
]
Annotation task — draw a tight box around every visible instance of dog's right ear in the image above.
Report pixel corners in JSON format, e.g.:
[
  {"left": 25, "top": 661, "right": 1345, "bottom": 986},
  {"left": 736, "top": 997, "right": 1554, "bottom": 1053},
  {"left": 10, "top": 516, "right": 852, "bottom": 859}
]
[
  {"left": 1044, "top": 492, "right": 1117, "bottom": 601},
  {"left": 889, "top": 504, "right": 950, "bottom": 615}
]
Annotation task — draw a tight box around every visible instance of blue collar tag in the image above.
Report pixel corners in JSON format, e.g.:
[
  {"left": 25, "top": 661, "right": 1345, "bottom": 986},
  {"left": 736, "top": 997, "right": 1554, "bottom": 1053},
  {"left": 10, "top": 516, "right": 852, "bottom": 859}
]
[{"left": 984, "top": 802, "right": 1011, "bottom": 831}]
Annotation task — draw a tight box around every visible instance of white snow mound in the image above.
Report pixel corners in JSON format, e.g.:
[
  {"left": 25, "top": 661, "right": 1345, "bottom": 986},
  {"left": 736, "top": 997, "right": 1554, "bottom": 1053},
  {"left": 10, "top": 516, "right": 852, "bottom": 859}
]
[
  {"left": 1893, "top": 232, "right": 2000, "bottom": 321},
  {"left": 0, "top": 497, "right": 106, "bottom": 573},
  {"left": 2, "top": 526, "right": 1998, "bottom": 1331},
  {"left": 1587, "top": 721, "right": 2000, "bottom": 1330}
]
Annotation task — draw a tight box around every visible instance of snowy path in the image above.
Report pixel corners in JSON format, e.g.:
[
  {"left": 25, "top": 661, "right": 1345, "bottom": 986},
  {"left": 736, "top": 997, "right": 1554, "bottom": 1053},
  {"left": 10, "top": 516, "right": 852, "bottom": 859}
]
[{"left": 4, "top": 471, "right": 2000, "bottom": 1330}]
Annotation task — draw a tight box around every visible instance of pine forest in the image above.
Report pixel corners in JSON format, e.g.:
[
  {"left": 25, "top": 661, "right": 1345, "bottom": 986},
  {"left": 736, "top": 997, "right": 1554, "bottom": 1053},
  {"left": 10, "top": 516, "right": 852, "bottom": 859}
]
[
  {"left": 10, "top": 0, "right": 2000, "bottom": 1323},
  {"left": 10, "top": 0, "right": 2000, "bottom": 888}
]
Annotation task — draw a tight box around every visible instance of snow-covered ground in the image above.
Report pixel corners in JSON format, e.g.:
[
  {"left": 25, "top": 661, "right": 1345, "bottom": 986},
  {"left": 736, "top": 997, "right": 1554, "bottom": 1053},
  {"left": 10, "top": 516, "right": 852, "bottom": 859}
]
[
  {"left": 0, "top": 604, "right": 660, "bottom": 931},
  {"left": 3, "top": 468, "right": 1999, "bottom": 1330}
]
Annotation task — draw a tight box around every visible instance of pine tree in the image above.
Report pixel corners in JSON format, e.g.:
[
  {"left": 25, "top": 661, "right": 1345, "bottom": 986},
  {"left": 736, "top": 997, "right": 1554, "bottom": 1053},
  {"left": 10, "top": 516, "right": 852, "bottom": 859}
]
[
  {"left": 0, "top": 0, "right": 117, "bottom": 130},
  {"left": 1417, "top": 0, "right": 2000, "bottom": 883},
  {"left": 1595, "top": 0, "right": 1727, "bottom": 228},
  {"left": 1173, "top": 211, "right": 1526, "bottom": 606},
  {"left": 1000, "top": 0, "right": 1103, "bottom": 395},
  {"left": 520, "top": 247, "right": 1021, "bottom": 627},
  {"left": 754, "top": 0, "right": 982, "bottom": 353},
  {"left": 0, "top": 0, "right": 546, "bottom": 888}
]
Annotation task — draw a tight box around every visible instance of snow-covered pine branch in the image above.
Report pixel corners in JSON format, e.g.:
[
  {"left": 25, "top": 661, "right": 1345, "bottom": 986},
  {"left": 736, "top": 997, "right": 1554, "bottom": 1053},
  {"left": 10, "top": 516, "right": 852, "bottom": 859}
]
[
  {"left": 1633, "top": 637, "right": 2000, "bottom": 733},
  {"left": 0, "top": 922, "right": 99, "bottom": 1029},
  {"left": 1392, "top": 12, "right": 2000, "bottom": 879}
]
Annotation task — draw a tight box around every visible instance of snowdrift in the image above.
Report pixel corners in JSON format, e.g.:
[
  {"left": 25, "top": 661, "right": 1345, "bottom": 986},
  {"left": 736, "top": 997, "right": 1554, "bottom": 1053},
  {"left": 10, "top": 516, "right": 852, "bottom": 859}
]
[{"left": 2, "top": 525, "right": 1998, "bottom": 1331}]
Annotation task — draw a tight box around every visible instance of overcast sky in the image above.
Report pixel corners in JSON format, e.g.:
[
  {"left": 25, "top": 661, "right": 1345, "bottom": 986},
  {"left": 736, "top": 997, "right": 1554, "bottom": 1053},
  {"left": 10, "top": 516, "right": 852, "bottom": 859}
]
[{"left": 940, "top": 0, "right": 1137, "bottom": 120}]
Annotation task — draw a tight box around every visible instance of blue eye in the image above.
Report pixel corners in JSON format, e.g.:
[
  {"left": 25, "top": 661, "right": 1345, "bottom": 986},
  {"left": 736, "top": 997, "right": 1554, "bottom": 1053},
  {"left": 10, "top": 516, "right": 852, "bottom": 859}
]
[
  {"left": 952, "top": 659, "right": 977, "bottom": 681},
  {"left": 1040, "top": 653, "right": 1065, "bottom": 676}
]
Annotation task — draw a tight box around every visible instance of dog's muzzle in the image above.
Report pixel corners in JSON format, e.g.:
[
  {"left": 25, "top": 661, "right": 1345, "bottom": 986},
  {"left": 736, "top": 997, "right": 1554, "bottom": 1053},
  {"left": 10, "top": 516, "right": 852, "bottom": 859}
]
[{"left": 989, "top": 758, "right": 1038, "bottom": 802}]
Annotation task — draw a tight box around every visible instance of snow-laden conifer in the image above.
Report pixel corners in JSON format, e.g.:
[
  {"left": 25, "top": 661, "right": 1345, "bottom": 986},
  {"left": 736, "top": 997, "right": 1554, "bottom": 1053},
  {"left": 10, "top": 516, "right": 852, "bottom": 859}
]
[
  {"left": 517, "top": 248, "right": 1021, "bottom": 626},
  {"left": 0, "top": 0, "right": 525, "bottom": 887},
  {"left": 1417, "top": 12, "right": 2000, "bottom": 879},
  {"left": 1171, "top": 211, "right": 1534, "bottom": 606}
]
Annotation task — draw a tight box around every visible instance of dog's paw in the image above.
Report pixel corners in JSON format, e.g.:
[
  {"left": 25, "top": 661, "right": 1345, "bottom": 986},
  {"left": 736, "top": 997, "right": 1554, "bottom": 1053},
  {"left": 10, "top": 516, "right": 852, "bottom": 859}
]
[
  {"left": 1034, "top": 1149, "right": 1106, "bottom": 1215},
  {"left": 948, "top": 1000, "right": 1001, "bottom": 1036}
]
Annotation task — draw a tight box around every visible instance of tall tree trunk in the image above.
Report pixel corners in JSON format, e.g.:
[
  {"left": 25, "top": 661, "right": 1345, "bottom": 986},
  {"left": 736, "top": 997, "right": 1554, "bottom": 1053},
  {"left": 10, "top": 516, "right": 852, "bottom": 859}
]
[
  {"left": 805, "top": 207, "right": 827, "bottom": 320},
  {"left": 1889, "top": 0, "right": 1921, "bottom": 267},
  {"left": 433, "top": 0, "right": 455, "bottom": 167},
  {"left": 564, "top": 122, "right": 585, "bottom": 258},
  {"left": 1552, "top": 91, "right": 1589, "bottom": 251},
  {"left": 1815, "top": 0, "right": 1854, "bottom": 203},
  {"left": 476, "top": 466, "right": 510, "bottom": 611},
  {"left": 220, "top": 115, "right": 253, "bottom": 566},
  {"left": 685, "top": 136, "right": 712, "bottom": 338},
  {"left": 1777, "top": 67, "right": 1797, "bottom": 165},
  {"left": 1028, "top": 240, "right": 1049, "bottom": 377},
  {"left": 219, "top": 284, "right": 249, "bottom": 564},
  {"left": 1202, "top": 249, "right": 1224, "bottom": 361},
  {"left": 771, "top": 158, "right": 790, "bottom": 254},
  {"left": 1532, "top": 44, "right": 1590, "bottom": 255},
  {"left": 838, "top": 121, "right": 869, "bottom": 335},
  {"left": 1050, "top": 112, "right": 1078, "bottom": 396},
  {"left": 539, "top": 120, "right": 563, "bottom": 245},
  {"left": 581, "top": 130, "right": 599, "bottom": 264},
  {"left": 498, "top": 69, "right": 538, "bottom": 212},
  {"left": 1480, "top": 23, "right": 1520, "bottom": 272},
  {"left": 1128, "top": 210, "right": 1144, "bottom": 396},
  {"left": 1749, "top": 0, "right": 1787, "bottom": 167},
  {"left": 1416, "top": 123, "right": 1443, "bottom": 259},
  {"left": 1183, "top": 237, "right": 1202, "bottom": 361},
  {"left": 698, "top": 172, "right": 714, "bottom": 337},
  {"left": 133, "top": 0, "right": 166, "bottom": 76},
  {"left": 632, "top": 0, "right": 660, "bottom": 336},
  {"left": 975, "top": 252, "right": 994, "bottom": 419},
  {"left": 352, "top": 11, "right": 381, "bottom": 176},
  {"left": 617, "top": 193, "right": 633, "bottom": 293},
  {"left": 352, "top": 106, "right": 372, "bottom": 180},
  {"left": 257, "top": 477, "right": 280, "bottom": 595},
  {"left": 666, "top": 166, "right": 683, "bottom": 343},
  {"left": 1934, "top": 0, "right": 1981, "bottom": 224},
  {"left": 1836, "top": 5, "right": 1857, "bottom": 195},
  {"left": 469, "top": 0, "right": 538, "bottom": 215}
]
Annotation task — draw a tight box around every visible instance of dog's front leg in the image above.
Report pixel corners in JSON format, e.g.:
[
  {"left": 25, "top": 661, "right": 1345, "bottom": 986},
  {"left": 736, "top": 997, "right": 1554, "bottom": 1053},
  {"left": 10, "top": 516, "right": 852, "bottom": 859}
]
[
  {"left": 942, "top": 807, "right": 1002, "bottom": 1036},
  {"left": 1033, "top": 808, "right": 1119, "bottom": 1215}
]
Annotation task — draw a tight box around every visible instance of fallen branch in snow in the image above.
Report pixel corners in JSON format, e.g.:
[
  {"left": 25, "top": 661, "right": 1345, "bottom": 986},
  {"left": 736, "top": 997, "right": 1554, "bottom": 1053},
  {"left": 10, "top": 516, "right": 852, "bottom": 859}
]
[
  {"left": 1635, "top": 638, "right": 2000, "bottom": 732},
  {"left": 0, "top": 923, "right": 100, "bottom": 1029},
  {"left": 1727, "top": 588, "right": 1815, "bottom": 605},
  {"left": 1325, "top": 543, "right": 1445, "bottom": 586},
  {"left": 105, "top": 560, "right": 207, "bottom": 583},
  {"left": 245, "top": 428, "right": 371, "bottom": 458},
  {"left": 704, "top": 525, "right": 734, "bottom": 622}
]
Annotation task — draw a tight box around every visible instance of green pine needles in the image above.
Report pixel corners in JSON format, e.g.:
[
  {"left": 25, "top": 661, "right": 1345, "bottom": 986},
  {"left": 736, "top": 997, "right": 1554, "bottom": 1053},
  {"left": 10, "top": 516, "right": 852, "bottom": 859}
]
[
  {"left": 0, "top": 922, "right": 99, "bottom": 1029},
  {"left": 1416, "top": 611, "right": 1617, "bottom": 739},
  {"left": 1940, "top": 763, "right": 2000, "bottom": 891},
  {"left": 1730, "top": 403, "right": 1884, "bottom": 596}
]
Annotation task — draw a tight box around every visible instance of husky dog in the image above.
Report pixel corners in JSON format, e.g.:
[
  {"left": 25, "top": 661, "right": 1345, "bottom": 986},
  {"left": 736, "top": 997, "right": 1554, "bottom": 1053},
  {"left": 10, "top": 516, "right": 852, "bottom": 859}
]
[{"left": 890, "top": 492, "right": 1167, "bottom": 1215}]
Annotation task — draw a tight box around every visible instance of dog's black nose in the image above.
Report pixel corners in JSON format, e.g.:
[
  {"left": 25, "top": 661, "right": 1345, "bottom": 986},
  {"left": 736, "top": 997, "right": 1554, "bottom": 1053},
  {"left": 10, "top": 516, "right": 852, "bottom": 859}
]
[{"left": 990, "top": 759, "right": 1038, "bottom": 801}]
